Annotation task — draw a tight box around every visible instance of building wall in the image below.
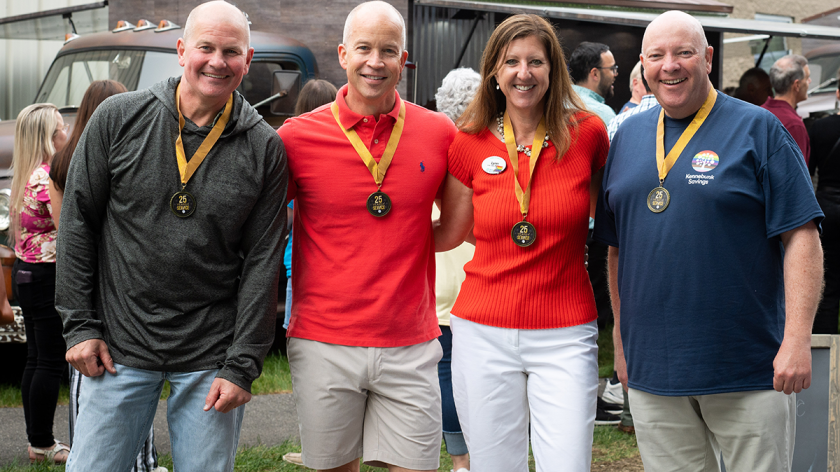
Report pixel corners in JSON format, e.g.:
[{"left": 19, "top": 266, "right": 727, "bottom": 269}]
[
  {"left": 108, "top": 0, "right": 409, "bottom": 97},
  {"left": 721, "top": 0, "right": 834, "bottom": 89}
]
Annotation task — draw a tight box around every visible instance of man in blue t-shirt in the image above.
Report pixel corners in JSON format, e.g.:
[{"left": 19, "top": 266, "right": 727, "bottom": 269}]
[{"left": 594, "top": 11, "right": 824, "bottom": 472}]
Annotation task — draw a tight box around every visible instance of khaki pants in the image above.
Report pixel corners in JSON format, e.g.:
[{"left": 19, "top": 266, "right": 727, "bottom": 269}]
[{"left": 629, "top": 388, "right": 796, "bottom": 472}]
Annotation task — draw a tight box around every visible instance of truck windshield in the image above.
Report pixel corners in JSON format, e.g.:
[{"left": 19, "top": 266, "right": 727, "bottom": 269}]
[{"left": 34, "top": 50, "right": 182, "bottom": 107}]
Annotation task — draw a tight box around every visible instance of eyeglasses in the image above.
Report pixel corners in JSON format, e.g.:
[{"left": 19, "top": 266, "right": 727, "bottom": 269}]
[
  {"left": 55, "top": 124, "right": 69, "bottom": 134},
  {"left": 597, "top": 65, "right": 619, "bottom": 73}
]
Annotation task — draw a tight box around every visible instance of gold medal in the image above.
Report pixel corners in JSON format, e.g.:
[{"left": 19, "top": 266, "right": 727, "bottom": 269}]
[
  {"left": 511, "top": 221, "right": 536, "bottom": 247},
  {"left": 366, "top": 190, "right": 392, "bottom": 217},
  {"left": 503, "top": 112, "right": 549, "bottom": 247},
  {"left": 170, "top": 191, "right": 196, "bottom": 217},
  {"left": 331, "top": 99, "right": 405, "bottom": 218},
  {"left": 171, "top": 83, "right": 232, "bottom": 219},
  {"left": 650, "top": 88, "right": 717, "bottom": 214},
  {"left": 646, "top": 187, "right": 670, "bottom": 213}
]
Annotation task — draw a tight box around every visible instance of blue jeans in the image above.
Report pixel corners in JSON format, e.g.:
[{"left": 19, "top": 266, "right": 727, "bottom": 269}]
[
  {"left": 67, "top": 364, "right": 245, "bottom": 472},
  {"left": 438, "top": 325, "right": 468, "bottom": 456},
  {"left": 283, "top": 277, "right": 292, "bottom": 329}
]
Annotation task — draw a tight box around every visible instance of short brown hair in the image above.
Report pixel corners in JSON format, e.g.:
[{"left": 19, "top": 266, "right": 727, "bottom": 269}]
[
  {"left": 294, "top": 79, "right": 338, "bottom": 116},
  {"left": 457, "top": 14, "right": 591, "bottom": 158}
]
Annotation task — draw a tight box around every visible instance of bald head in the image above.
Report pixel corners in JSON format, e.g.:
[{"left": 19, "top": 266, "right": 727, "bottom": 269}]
[
  {"left": 343, "top": 1, "right": 406, "bottom": 50},
  {"left": 642, "top": 10, "right": 707, "bottom": 55},
  {"left": 184, "top": 1, "right": 250, "bottom": 46},
  {"left": 640, "top": 10, "right": 714, "bottom": 118}
]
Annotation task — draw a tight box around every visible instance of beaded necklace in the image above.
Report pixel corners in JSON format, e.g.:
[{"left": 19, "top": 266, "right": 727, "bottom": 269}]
[{"left": 496, "top": 113, "right": 550, "bottom": 157}]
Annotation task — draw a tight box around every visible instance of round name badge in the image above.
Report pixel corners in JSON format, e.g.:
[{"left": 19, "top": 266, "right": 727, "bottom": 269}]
[
  {"left": 511, "top": 221, "right": 536, "bottom": 247},
  {"left": 647, "top": 187, "right": 670, "bottom": 213},
  {"left": 170, "top": 191, "right": 196, "bottom": 218},
  {"left": 366, "top": 190, "right": 392, "bottom": 217},
  {"left": 482, "top": 156, "right": 507, "bottom": 175}
]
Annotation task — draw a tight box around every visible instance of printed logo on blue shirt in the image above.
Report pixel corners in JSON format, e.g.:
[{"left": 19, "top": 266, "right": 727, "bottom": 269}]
[
  {"left": 691, "top": 151, "right": 719, "bottom": 172},
  {"left": 686, "top": 151, "right": 719, "bottom": 186}
]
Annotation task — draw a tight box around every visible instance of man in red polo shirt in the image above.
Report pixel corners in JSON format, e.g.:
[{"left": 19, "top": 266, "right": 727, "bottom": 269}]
[
  {"left": 277, "top": 2, "right": 456, "bottom": 471},
  {"left": 762, "top": 55, "right": 811, "bottom": 165}
]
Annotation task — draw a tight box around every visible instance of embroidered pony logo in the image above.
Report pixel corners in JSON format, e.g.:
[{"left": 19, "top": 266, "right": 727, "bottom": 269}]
[{"left": 420, "top": 161, "right": 425, "bottom": 172}]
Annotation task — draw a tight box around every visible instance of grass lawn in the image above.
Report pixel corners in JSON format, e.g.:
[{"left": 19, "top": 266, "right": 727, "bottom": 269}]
[{"left": 0, "top": 429, "right": 637, "bottom": 472}]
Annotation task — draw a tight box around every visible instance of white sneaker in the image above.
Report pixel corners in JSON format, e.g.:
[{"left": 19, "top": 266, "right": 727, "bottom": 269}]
[
  {"left": 453, "top": 469, "right": 470, "bottom": 472},
  {"left": 601, "top": 379, "right": 624, "bottom": 405},
  {"left": 151, "top": 468, "right": 168, "bottom": 472},
  {"left": 283, "top": 452, "right": 304, "bottom": 465}
]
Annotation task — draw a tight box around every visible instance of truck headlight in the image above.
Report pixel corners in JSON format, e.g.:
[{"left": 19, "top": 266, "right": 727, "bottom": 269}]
[{"left": 0, "top": 189, "right": 11, "bottom": 231}]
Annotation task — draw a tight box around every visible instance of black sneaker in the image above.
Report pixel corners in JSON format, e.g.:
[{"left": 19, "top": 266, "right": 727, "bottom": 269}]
[
  {"left": 595, "top": 406, "right": 621, "bottom": 425},
  {"left": 598, "top": 396, "right": 623, "bottom": 415}
]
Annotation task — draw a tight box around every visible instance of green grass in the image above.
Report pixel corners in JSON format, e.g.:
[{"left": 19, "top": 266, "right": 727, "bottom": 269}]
[
  {"left": 0, "top": 383, "right": 69, "bottom": 409},
  {"left": 252, "top": 352, "right": 293, "bottom": 395},
  {"left": 592, "top": 424, "right": 638, "bottom": 463},
  {"left": 0, "top": 432, "right": 637, "bottom": 471},
  {"left": 598, "top": 324, "right": 615, "bottom": 378}
]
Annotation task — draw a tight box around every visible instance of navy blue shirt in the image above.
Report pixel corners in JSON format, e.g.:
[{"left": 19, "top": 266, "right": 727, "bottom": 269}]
[{"left": 594, "top": 92, "right": 823, "bottom": 396}]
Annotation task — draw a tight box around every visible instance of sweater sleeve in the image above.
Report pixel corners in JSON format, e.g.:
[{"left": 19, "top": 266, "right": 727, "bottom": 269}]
[
  {"left": 215, "top": 130, "right": 289, "bottom": 391},
  {"left": 55, "top": 103, "right": 113, "bottom": 349}
]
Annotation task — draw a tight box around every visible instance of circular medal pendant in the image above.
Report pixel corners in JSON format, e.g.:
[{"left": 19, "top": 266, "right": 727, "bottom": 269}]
[
  {"left": 366, "top": 191, "right": 392, "bottom": 217},
  {"left": 511, "top": 221, "right": 536, "bottom": 247},
  {"left": 647, "top": 187, "right": 670, "bottom": 213},
  {"left": 170, "top": 191, "right": 196, "bottom": 218}
]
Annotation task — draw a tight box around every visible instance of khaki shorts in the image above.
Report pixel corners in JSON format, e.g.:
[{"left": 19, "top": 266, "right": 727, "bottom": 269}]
[
  {"left": 629, "top": 388, "right": 796, "bottom": 472},
  {"left": 288, "top": 338, "right": 443, "bottom": 470}
]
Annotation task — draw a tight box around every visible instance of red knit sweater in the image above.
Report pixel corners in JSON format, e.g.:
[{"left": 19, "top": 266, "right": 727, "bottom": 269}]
[{"left": 448, "top": 114, "right": 608, "bottom": 329}]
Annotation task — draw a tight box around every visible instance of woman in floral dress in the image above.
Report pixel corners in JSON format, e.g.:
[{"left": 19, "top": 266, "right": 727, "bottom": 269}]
[{"left": 11, "top": 103, "right": 69, "bottom": 464}]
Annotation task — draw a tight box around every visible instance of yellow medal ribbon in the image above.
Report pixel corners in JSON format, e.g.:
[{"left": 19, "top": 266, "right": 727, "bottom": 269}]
[
  {"left": 330, "top": 100, "right": 406, "bottom": 188},
  {"left": 504, "top": 112, "right": 547, "bottom": 219},
  {"left": 655, "top": 88, "right": 717, "bottom": 186},
  {"left": 174, "top": 83, "right": 233, "bottom": 188}
]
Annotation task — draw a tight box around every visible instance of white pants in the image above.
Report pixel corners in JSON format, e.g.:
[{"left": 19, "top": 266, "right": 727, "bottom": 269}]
[
  {"left": 451, "top": 316, "right": 598, "bottom": 472},
  {"left": 630, "top": 388, "right": 796, "bottom": 472}
]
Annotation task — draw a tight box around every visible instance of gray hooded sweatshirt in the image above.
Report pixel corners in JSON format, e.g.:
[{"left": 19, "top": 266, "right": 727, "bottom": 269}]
[{"left": 56, "top": 77, "right": 287, "bottom": 391}]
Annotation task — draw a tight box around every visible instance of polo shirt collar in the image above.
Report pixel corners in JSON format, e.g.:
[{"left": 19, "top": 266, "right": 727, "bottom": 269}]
[
  {"left": 335, "top": 84, "right": 402, "bottom": 129},
  {"left": 573, "top": 84, "right": 605, "bottom": 104},
  {"left": 763, "top": 96, "right": 795, "bottom": 112}
]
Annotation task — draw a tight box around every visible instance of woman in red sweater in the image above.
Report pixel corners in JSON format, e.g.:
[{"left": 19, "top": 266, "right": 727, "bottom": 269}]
[{"left": 435, "top": 14, "right": 609, "bottom": 471}]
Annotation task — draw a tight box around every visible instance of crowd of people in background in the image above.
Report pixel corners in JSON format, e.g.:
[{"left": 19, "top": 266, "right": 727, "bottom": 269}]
[{"left": 1, "top": 1, "right": 836, "bottom": 471}]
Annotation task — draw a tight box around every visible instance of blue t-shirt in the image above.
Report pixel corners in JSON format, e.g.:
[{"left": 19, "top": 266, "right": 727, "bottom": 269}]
[
  {"left": 284, "top": 201, "right": 293, "bottom": 278},
  {"left": 594, "top": 92, "right": 823, "bottom": 396}
]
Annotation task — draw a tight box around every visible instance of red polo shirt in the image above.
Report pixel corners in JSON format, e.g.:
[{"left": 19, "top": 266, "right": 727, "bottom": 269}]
[
  {"left": 278, "top": 85, "right": 456, "bottom": 347},
  {"left": 761, "top": 97, "right": 810, "bottom": 165}
]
